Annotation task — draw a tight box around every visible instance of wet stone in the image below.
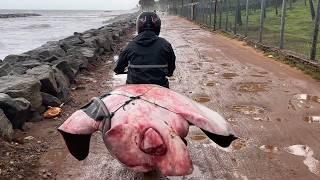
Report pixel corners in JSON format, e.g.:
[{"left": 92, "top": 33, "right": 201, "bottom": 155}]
[
  {"left": 222, "top": 73, "right": 238, "bottom": 79},
  {"left": 238, "top": 83, "right": 268, "bottom": 92}
]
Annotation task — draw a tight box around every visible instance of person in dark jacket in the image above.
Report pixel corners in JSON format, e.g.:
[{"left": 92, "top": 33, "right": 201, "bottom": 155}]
[{"left": 114, "top": 12, "right": 176, "bottom": 88}]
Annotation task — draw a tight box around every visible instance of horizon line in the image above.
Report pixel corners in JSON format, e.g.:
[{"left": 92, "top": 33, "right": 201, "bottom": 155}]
[{"left": 0, "top": 7, "right": 139, "bottom": 11}]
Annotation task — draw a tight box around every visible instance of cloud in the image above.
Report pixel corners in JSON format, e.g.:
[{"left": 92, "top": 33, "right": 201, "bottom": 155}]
[{"left": 0, "top": 0, "right": 139, "bottom": 10}]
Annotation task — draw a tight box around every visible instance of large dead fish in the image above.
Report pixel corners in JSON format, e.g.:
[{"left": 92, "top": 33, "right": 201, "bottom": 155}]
[{"left": 58, "top": 84, "right": 237, "bottom": 176}]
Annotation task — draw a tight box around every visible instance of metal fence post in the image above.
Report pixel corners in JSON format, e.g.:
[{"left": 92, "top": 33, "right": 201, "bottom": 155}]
[
  {"left": 206, "top": 1, "right": 208, "bottom": 25},
  {"left": 214, "top": 0, "right": 217, "bottom": 30},
  {"left": 245, "top": 0, "right": 249, "bottom": 37},
  {"left": 181, "top": 0, "right": 184, "bottom": 17},
  {"left": 225, "top": 0, "right": 229, "bottom": 31},
  {"left": 201, "top": 3, "right": 206, "bottom": 25},
  {"left": 279, "top": 0, "right": 286, "bottom": 49},
  {"left": 259, "top": 0, "right": 266, "bottom": 43},
  {"left": 310, "top": 0, "right": 320, "bottom": 60},
  {"left": 210, "top": 1, "right": 213, "bottom": 27},
  {"left": 234, "top": 1, "right": 238, "bottom": 34},
  {"left": 219, "top": 0, "right": 222, "bottom": 29}
]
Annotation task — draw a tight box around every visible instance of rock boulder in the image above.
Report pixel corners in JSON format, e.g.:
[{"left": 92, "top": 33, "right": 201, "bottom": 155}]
[
  {"left": 41, "top": 92, "right": 62, "bottom": 107},
  {"left": 0, "top": 75, "right": 42, "bottom": 110},
  {"left": 27, "top": 65, "right": 59, "bottom": 96},
  {"left": 0, "top": 109, "right": 14, "bottom": 141},
  {"left": 0, "top": 93, "right": 31, "bottom": 129}
]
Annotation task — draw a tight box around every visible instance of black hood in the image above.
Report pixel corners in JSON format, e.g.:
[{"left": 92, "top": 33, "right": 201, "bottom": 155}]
[{"left": 134, "top": 30, "right": 159, "bottom": 47}]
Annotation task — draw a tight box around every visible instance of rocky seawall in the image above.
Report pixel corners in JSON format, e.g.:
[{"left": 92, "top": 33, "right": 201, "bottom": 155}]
[
  {"left": 0, "top": 13, "right": 41, "bottom": 19},
  {"left": 0, "top": 12, "right": 138, "bottom": 140}
]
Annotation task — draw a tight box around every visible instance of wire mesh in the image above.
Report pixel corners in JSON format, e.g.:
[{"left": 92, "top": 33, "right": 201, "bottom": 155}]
[{"left": 167, "top": 0, "right": 320, "bottom": 61}]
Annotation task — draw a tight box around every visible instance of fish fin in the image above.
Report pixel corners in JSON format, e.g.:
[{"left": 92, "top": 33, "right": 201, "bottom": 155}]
[
  {"left": 200, "top": 129, "right": 238, "bottom": 147},
  {"left": 58, "top": 130, "right": 91, "bottom": 161}
]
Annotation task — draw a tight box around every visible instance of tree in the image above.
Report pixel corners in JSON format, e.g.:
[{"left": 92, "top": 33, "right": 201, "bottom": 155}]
[
  {"left": 139, "top": 0, "right": 156, "bottom": 11},
  {"left": 236, "top": 0, "right": 242, "bottom": 25},
  {"left": 309, "top": 0, "right": 315, "bottom": 20}
]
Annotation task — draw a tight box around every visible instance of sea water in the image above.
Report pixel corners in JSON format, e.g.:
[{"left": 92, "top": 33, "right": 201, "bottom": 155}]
[{"left": 0, "top": 9, "right": 132, "bottom": 59}]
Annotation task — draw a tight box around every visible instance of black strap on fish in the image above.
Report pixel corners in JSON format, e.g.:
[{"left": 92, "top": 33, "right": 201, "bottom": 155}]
[{"left": 81, "top": 94, "right": 142, "bottom": 135}]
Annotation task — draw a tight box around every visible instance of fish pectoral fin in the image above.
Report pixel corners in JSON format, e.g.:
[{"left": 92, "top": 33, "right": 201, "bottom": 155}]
[
  {"left": 200, "top": 129, "right": 238, "bottom": 148},
  {"left": 58, "top": 130, "right": 92, "bottom": 161}
]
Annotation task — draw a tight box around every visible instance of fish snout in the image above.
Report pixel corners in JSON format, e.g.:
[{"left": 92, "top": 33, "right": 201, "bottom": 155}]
[{"left": 139, "top": 128, "right": 167, "bottom": 156}]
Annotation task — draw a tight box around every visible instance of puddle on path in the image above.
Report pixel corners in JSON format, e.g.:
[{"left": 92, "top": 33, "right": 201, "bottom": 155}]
[
  {"left": 289, "top": 94, "right": 320, "bottom": 110},
  {"left": 168, "top": 165, "right": 202, "bottom": 180},
  {"left": 293, "top": 94, "right": 320, "bottom": 103},
  {"left": 231, "top": 138, "right": 248, "bottom": 151},
  {"left": 231, "top": 105, "right": 266, "bottom": 115},
  {"left": 193, "top": 94, "right": 211, "bottom": 103},
  {"left": 304, "top": 116, "right": 320, "bottom": 123},
  {"left": 222, "top": 73, "right": 238, "bottom": 79},
  {"left": 111, "top": 74, "right": 126, "bottom": 87},
  {"left": 176, "top": 45, "right": 190, "bottom": 49},
  {"left": 258, "top": 71, "right": 269, "bottom": 75},
  {"left": 77, "top": 76, "right": 98, "bottom": 83},
  {"left": 221, "top": 63, "right": 231, "bottom": 67},
  {"left": 238, "top": 83, "right": 268, "bottom": 92},
  {"left": 260, "top": 145, "right": 279, "bottom": 153},
  {"left": 168, "top": 77, "right": 176, "bottom": 81},
  {"left": 259, "top": 145, "right": 280, "bottom": 159},
  {"left": 252, "top": 117, "right": 270, "bottom": 122},
  {"left": 285, "top": 145, "right": 320, "bottom": 177},
  {"left": 190, "top": 135, "right": 207, "bottom": 141},
  {"left": 251, "top": 74, "right": 265, "bottom": 78},
  {"left": 233, "top": 172, "right": 249, "bottom": 180},
  {"left": 204, "top": 81, "right": 218, "bottom": 87},
  {"left": 207, "top": 71, "right": 219, "bottom": 75}
]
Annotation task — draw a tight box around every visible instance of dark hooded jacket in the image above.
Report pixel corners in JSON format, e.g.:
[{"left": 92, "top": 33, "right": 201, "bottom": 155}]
[{"left": 114, "top": 30, "right": 176, "bottom": 88}]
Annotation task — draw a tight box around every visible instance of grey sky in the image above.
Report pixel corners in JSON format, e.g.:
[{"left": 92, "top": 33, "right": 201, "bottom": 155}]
[{"left": 0, "top": 0, "right": 140, "bottom": 10}]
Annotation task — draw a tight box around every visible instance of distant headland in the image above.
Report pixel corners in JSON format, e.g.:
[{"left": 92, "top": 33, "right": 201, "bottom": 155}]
[{"left": 0, "top": 13, "right": 41, "bottom": 19}]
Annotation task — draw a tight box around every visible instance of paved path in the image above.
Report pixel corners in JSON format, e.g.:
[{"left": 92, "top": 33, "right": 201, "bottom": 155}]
[{"left": 54, "top": 15, "right": 320, "bottom": 180}]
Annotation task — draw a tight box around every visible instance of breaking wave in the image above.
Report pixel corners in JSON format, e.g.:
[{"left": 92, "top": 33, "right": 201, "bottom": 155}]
[{"left": 22, "top": 24, "right": 51, "bottom": 29}]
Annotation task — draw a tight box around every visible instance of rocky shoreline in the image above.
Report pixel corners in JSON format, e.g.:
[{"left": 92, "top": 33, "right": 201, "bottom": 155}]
[
  {"left": 0, "top": 12, "right": 138, "bottom": 141},
  {"left": 0, "top": 13, "right": 41, "bottom": 19}
]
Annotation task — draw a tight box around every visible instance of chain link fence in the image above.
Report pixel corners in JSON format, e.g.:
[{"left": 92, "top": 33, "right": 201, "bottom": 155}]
[{"left": 167, "top": 0, "right": 320, "bottom": 62}]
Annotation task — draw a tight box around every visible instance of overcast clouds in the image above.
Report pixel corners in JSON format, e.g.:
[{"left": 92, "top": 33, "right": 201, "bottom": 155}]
[{"left": 0, "top": 0, "right": 140, "bottom": 10}]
